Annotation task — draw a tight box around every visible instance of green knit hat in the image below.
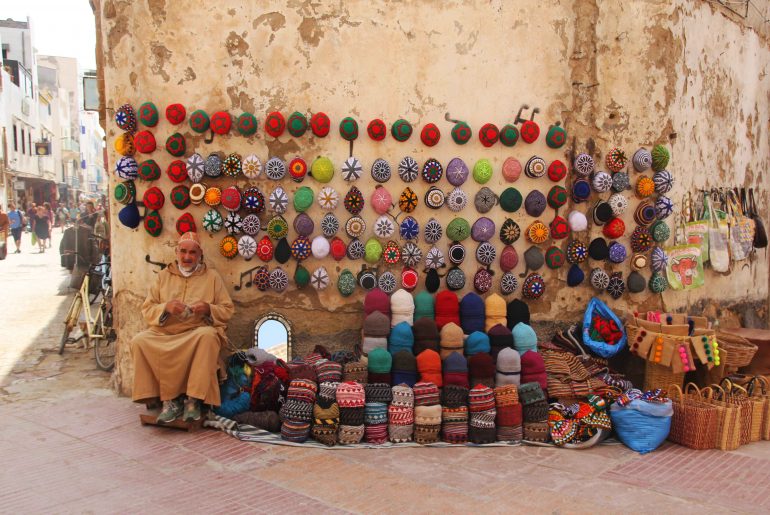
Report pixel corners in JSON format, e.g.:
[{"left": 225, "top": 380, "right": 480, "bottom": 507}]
[
  {"left": 310, "top": 156, "right": 334, "bottom": 183},
  {"left": 138, "top": 102, "right": 158, "bottom": 127},
  {"left": 189, "top": 110, "right": 210, "bottom": 133},
  {"left": 236, "top": 113, "right": 257, "bottom": 136},
  {"left": 365, "top": 237, "right": 383, "bottom": 263},
  {"left": 473, "top": 159, "right": 493, "bottom": 184},
  {"left": 294, "top": 264, "right": 310, "bottom": 288},
  {"left": 339, "top": 117, "right": 359, "bottom": 141},
  {"left": 368, "top": 348, "right": 392, "bottom": 373},
  {"left": 500, "top": 187, "right": 523, "bottom": 212},
  {"left": 287, "top": 111, "right": 308, "bottom": 137},
  {"left": 451, "top": 121, "right": 472, "bottom": 144},
  {"left": 391, "top": 119, "right": 413, "bottom": 142},
  {"left": 413, "top": 290, "right": 435, "bottom": 321},
  {"left": 446, "top": 217, "right": 471, "bottom": 241},
  {"left": 294, "top": 186, "right": 314, "bottom": 212}
]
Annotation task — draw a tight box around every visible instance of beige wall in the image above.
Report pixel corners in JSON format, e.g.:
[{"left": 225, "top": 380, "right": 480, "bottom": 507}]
[{"left": 95, "top": 0, "right": 770, "bottom": 395}]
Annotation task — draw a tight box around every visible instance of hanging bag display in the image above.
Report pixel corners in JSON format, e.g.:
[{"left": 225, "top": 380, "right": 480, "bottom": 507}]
[
  {"left": 726, "top": 189, "right": 754, "bottom": 262},
  {"left": 748, "top": 188, "right": 768, "bottom": 249},
  {"left": 705, "top": 191, "right": 730, "bottom": 273},
  {"left": 665, "top": 217, "right": 705, "bottom": 290},
  {"left": 683, "top": 193, "right": 709, "bottom": 263}
]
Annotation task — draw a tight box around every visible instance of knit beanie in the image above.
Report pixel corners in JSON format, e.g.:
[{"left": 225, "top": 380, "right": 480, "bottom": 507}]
[
  {"left": 311, "top": 397, "right": 340, "bottom": 446},
  {"left": 364, "top": 288, "right": 391, "bottom": 317},
  {"left": 468, "top": 353, "right": 496, "bottom": 388},
  {"left": 439, "top": 322, "right": 465, "bottom": 360},
  {"left": 364, "top": 383, "right": 393, "bottom": 404},
  {"left": 459, "top": 292, "right": 486, "bottom": 334},
  {"left": 494, "top": 385, "right": 522, "bottom": 442},
  {"left": 391, "top": 350, "right": 418, "bottom": 387},
  {"left": 362, "top": 336, "right": 388, "bottom": 355},
  {"left": 314, "top": 359, "right": 343, "bottom": 384},
  {"left": 363, "top": 311, "right": 391, "bottom": 337},
  {"left": 338, "top": 423, "right": 365, "bottom": 445},
  {"left": 367, "top": 348, "right": 392, "bottom": 385},
  {"left": 442, "top": 352, "right": 469, "bottom": 389},
  {"left": 336, "top": 381, "right": 365, "bottom": 408},
  {"left": 434, "top": 290, "right": 460, "bottom": 329},
  {"left": 520, "top": 350, "right": 548, "bottom": 394},
  {"left": 364, "top": 402, "right": 389, "bottom": 444},
  {"left": 441, "top": 405, "right": 469, "bottom": 444},
  {"left": 414, "top": 404, "right": 442, "bottom": 444},
  {"left": 416, "top": 349, "right": 443, "bottom": 387},
  {"left": 413, "top": 381, "right": 441, "bottom": 406},
  {"left": 468, "top": 385, "right": 497, "bottom": 444},
  {"left": 413, "top": 290, "right": 435, "bottom": 322},
  {"left": 496, "top": 347, "right": 521, "bottom": 386},
  {"left": 465, "top": 331, "right": 491, "bottom": 356},
  {"left": 512, "top": 322, "right": 538, "bottom": 355},
  {"left": 390, "top": 289, "right": 415, "bottom": 327},
  {"left": 343, "top": 361, "right": 368, "bottom": 384},
  {"left": 441, "top": 385, "right": 469, "bottom": 408},
  {"left": 488, "top": 323, "right": 514, "bottom": 360},
  {"left": 412, "top": 317, "right": 440, "bottom": 355},
  {"left": 388, "top": 321, "right": 414, "bottom": 355},
  {"left": 506, "top": 299, "right": 531, "bottom": 329},
  {"left": 485, "top": 293, "right": 507, "bottom": 332},
  {"left": 388, "top": 384, "right": 415, "bottom": 443}
]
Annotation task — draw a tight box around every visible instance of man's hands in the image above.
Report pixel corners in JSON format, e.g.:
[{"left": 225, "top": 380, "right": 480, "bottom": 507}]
[
  {"left": 165, "top": 299, "right": 187, "bottom": 315},
  {"left": 188, "top": 301, "right": 211, "bottom": 316}
]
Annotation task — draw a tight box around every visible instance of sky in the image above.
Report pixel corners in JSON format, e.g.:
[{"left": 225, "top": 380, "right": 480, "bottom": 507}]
[{"left": 3, "top": 0, "right": 96, "bottom": 69}]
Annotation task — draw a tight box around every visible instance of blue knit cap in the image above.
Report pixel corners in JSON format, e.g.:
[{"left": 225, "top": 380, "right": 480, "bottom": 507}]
[
  {"left": 567, "top": 264, "right": 585, "bottom": 287},
  {"left": 512, "top": 322, "right": 538, "bottom": 355},
  {"left": 459, "top": 292, "right": 485, "bottom": 334},
  {"left": 388, "top": 321, "right": 414, "bottom": 355},
  {"left": 443, "top": 351, "right": 468, "bottom": 373},
  {"left": 465, "top": 331, "right": 491, "bottom": 356}
]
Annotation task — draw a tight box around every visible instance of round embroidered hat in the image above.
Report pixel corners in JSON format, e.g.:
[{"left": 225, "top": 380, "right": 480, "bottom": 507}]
[
  {"left": 143, "top": 186, "right": 165, "bottom": 210},
  {"left": 636, "top": 175, "right": 655, "bottom": 198},
  {"left": 567, "top": 264, "right": 585, "bottom": 287},
  {"left": 473, "top": 159, "right": 493, "bottom": 184},
  {"left": 294, "top": 186, "right": 314, "bottom": 213},
  {"left": 399, "top": 187, "right": 418, "bottom": 213},
  {"left": 499, "top": 245, "right": 518, "bottom": 272},
  {"left": 446, "top": 188, "right": 468, "bottom": 212},
  {"left": 264, "top": 111, "right": 286, "bottom": 138},
  {"left": 526, "top": 220, "right": 549, "bottom": 244},
  {"left": 501, "top": 272, "right": 519, "bottom": 295},
  {"left": 270, "top": 268, "right": 289, "bottom": 292},
  {"left": 499, "top": 218, "right": 521, "bottom": 245},
  {"left": 115, "top": 156, "right": 138, "bottom": 180},
  {"left": 317, "top": 186, "right": 339, "bottom": 211},
  {"left": 634, "top": 200, "right": 657, "bottom": 226},
  {"left": 603, "top": 217, "right": 625, "bottom": 239},
  {"left": 165, "top": 133, "right": 185, "bottom": 157},
  {"left": 590, "top": 268, "right": 609, "bottom": 290},
  {"left": 651, "top": 144, "right": 670, "bottom": 171},
  {"left": 566, "top": 240, "right": 588, "bottom": 264},
  {"left": 242, "top": 214, "right": 261, "bottom": 235},
  {"left": 378, "top": 271, "right": 397, "bottom": 293},
  {"left": 224, "top": 211, "right": 242, "bottom": 234},
  {"left": 165, "top": 103, "right": 186, "bottom": 125},
  {"left": 293, "top": 213, "right": 315, "bottom": 237},
  {"left": 547, "top": 160, "right": 567, "bottom": 182},
  {"left": 649, "top": 272, "right": 668, "bottom": 293},
  {"left": 420, "top": 123, "right": 441, "bottom": 146},
  {"left": 475, "top": 241, "right": 497, "bottom": 265},
  {"left": 166, "top": 160, "right": 187, "bottom": 183},
  {"left": 346, "top": 216, "right": 366, "bottom": 238},
  {"left": 136, "top": 159, "right": 160, "bottom": 182},
  {"left": 568, "top": 210, "right": 588, "bottom": 232},
  {"left": 237, "top": 113, "right": 258, "bottom": 136},
  {"left": 630, "top": 225, "right": 653, "bottom": 253},
  {"left": 499, "top": 124, "right": 519, "bottom": 147},
  {"left": 374, "top": 215, "right": 395, "bottom": 238},
  {"left": 310, "top": 156, "right": 334, "bottom": 183},
  {"left": 370, "top": 158, "right": 391, "bottom": 183},
  {"left": 525, "top": 156, "right": 546, "bottom": 179},
  {"left": 364, "top": 237, "right": 383, "bottom": 263},
  {"left": 451, "top": 120, "right": 472, "bottom": 144},
  {"left": 382, "top": 241, "right": 400, "bottom": 267},
  {"left": 612, "top": 171, "right": 631, "bottom": 192},
  {"left": 241, "top": 187, "right": 265, "bottom": 213},
  {"left": 266, "top": 215, "right": 289, "bottom": 239},
  {"left": 545, "top": 246, "right": 565, "bottom": 269},
  {"left": 114, "top": 132, "right": 135, "bottom": 156},
  {"left": 402, "top": 241, "right": 422, "bottom": 268},
  {"left": 396, "top": 156, "right": 420, "bottom": 182},
  {"left": 631, "top": 253, "right": 648, "bottom": 271},
  {"left": 400, "top": 216, "right": 419, "bottom": 240},
  {"left": 573, "top": 153, "right": 594, "bottom": 177},
  {"left": 650, "top": 220, "right": 670, "bottom": 243},
  {"left": 204, "top": 186, "right": 221, "bottom": 207},
  {"left": 310, "top": 112, "right": 330, "bottom": 137},
  {"left": 607, "top": 272, "right": 625, "bottom": 299},
  {"left": 114, "top": 181, "right": 135, "bottom": 205},
  {"left": 329, "top": 237, "right": 346, "bottom": 261},
  {"left": 608, "top": 193, "right": 629, "bottom": 217},
  {"left": 500, "top": 188, "right": 522, "bottom": 213},
  {"left": 522, "top": 273, "right": 545, "bottom": 300},
  {"left": 237, "top": 235, "right": 257, "bottom": 260},
  {"left": 422, "top": 158, "right": 443, "bottom": 184},
  {"left": 425, "top": 186, "right": 445, "bottom": 209},
  {"left": 572, "top": 179, "right": 591, "bottom": 203},
  {"left": 321, "top": 213, "right": 340, "bottom": 237},
  {"left": 367, "top": 118, "right": 386, "bottom": 141},
  {"left": 133, "top": 131, "right": 155, "bottom": 154},
  {"left": 592, "top": 201, "right": 614, "bottom": 226},
  {"left": 606, "top": 147, "right": 627, "bottom": 172},
  {"left": 257, "top": 236, "right": 274, "bottom": 261},
  {"left": 370, "top": 185, "right": 392, "bottom": 215},
  {"left": 287, "top": 111, "right": 308, "bottom": 137},
  {"left": 170, "top": 185, "right": 190, "bottom": 209},
  {"left": 115, "top": 103, "right": 136, "bottom": 132},
  {"left": 190, "top": 184, "right": 207, "bottom": 206},
  {"left": 524, "top": 190, "right": 547, "bottom": 217},
  {"left": 608, "top": 242, "right": 627, "bottom": 263},
  {"left": 424, "top": 218, "right": 443, "bottom": 243},
  {"left": 448, "top": 242, "right": 466, "bottom": 265},
  {"left": 653, "top": 170, "right": 674, "bottom": 194},
  {"left": 341, "top": 156, "right": 363, "bottom": 182},
  {"left": 474, "top": 187, "right": 497, "bottom": 214},
  {"left": 175, "top": 213, "right": 196, "bottom": 235},
  {"left": 220, "top": 186, "right": 241, "bottom": 212},
  {"left": 474, "top": 268, "right": 493, "bottom": 293},
  {"left": 291, "top": 235, "right": 312, "bottom": 261},
  {"left": 479, "top": 123, "right": 499, "bottom": 147},
  {"left": 391, "top": 119, "right": 413, "bottom": 142},
  {"left": 143, "top": 210, "right": 163, "bottom": 237},
  {"left": 264, "top": 157, "right": 286, "bottom": 180},
  {"left": 269, "top": 186, "right": 289, "bottom": 214},
  {"left": 288, "top": 157, "right": 308, "bottom": 182},
  {"left": 204, "top": 153, "right": 222, "bottom": 178},
  {"left": 627, "top": 270, "right": 646, "bottom": 293},
  {"left": 344, "top": 186, "right": 365, "bottom": 215},
  {"left": 592, "top": 171, "right": 613, "bottom": 193},
  {"left": 311, "top": 266, "right": 330, "bottom": 290},
  {"left": 550, "top": 215, "right": 570, "bottom": 240},
  {"left": 655, "top": 196, "right": 674, "bottom": 219},
  {"left": 502, "top": 157, "right": 522, "bottom": 182},
  {"left": 189, "top": 109, "right": 210, "bottom": 133},
  {"left": 446, "top": 217, "right": 470, "bottom": 241},
  {"left": 588, "top": 237, "right": 609, "bottom": 260},
  {"left": 471, "top": 217, "right": 496, "bottom": 242},
  {"left": 446, "top": 157, "right": 469, "bottom": 186},
  {"left": 138, "top": 102, "right": 158, "bottom": 127},
  {"left": 632, "top": 148, "right": 652, "bottom": 172}
]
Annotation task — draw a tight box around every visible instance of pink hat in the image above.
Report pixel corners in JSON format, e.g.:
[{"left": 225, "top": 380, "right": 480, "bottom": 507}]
[{"left": 371, "top": 185, "right": 392, "bottom": 215}]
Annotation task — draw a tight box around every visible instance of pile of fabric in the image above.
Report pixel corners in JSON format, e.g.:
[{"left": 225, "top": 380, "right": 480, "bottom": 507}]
[
  {"left": 547, "top": 395, "right": 612, "bottom": 446},
  {"left": 280, "top": 378, "right": 316, "bottom": 443}
]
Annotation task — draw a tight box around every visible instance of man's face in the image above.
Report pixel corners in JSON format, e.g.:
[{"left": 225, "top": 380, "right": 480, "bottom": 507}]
[
  {"left": 87, "top": 203, "right": 95, "bottom": 213},
  {"left": 176, "top": 240, "right": 201, "bottom": 271}
]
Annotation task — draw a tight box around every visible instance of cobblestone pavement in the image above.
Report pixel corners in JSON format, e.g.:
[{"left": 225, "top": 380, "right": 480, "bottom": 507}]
[{"left": 2, "top": 232, "right": 770, "bottom": 514}]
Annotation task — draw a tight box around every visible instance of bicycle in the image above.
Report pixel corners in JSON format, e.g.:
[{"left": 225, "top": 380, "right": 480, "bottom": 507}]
[{"left": 59, "top": 252, "right": 116, "bottom": 371}]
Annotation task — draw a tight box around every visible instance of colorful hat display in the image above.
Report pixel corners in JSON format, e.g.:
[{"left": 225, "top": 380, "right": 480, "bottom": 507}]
[
  {"left": 446, "top": 188, "right": 468, "bottom": 212},
  {"left": 391, "top": 119, "right": 412, "bottom": 142},
  {"left": 524, "top": 156, "right": 546, "bottom": 179},
  {"left": 288, "top": 157, "right": 308, "bottom": 182},
  {"left": 424, "top": 218, "right": 443, "bottom": 243},
  {"left": 634, "top": 200, "right": 657, "bottom": 226},
  {"left": 566, "top": 240, "right": 588, "bottom": 264},
  {"left": 636, "top": 175, "right": 655, "bottom": 198},
  {"left": 137, "top": 160, "right": 161, "bottom": 181},
  {"left": 344, "top": 186, "right": 365, "bottom": 215},
  {"left": 420, "top": 123, "right": 440, "bottom": 146},
  {"left": 425, "top": 186, "right": 445, "bottom": 209},
  {"left": 170, "top": 185, "right": 191, "bottom": 209},
  {"left": 115, "top": 104, "right": 136, "bottom": 132},
  {"left": 204, "top": 187, "right": 222, "bottom": 207},
  {"left": 222, "top": 153, "right": 242, "bottom": 177},
  {"left": 651, "top": 144, "right": 670, "bottom": 171},
  {"left": 310, "top": 112, "right": 330, "bottom": 137},
  {"left": 189, "top": 110, "right": 210, "bottom": 133},
  {"left": 573, "top": 153, "right": 594, "bottom": 177},
  {"left": 238, "top": 235, "right": 257, "bottom": 260},
  {"left": 652, "top": 170, "right": 674, "bottom": 194},
  {"left": 264, "top": 111, "right": 286, "bottom": 138},
  {"left": 608, "top": 193, "right": 629, "bottom": 217},
  {"left": 202, "top": 209, "right": 224, "bottom": 233},
  {"left": 133, "top": 131, "right": 155, "bottom": 154},
  {"left": 422, "top": 158, "right": 443, "bottom": 183},
  {"left": 632, "top": 148, "right": 652, "bottom": 171},
  {"left": 265, "top": 157, "right": 286, "bottom": 180},
  {"left": 478, "top": 123, "right": 499, "bottom": 147},
  {"left": 655, "top": 196, "right": 674, "bottom": 219},
  {"left": 499, "top": 218, "right": 521, "bottom": 245},
  {"left": 175, "top": 213, "right": 196, "bottom": 235},
  {"left": 367, "top": 118, "right": 387, "bottom": 141},
  {"left": 189, "top": 184, "right": 207, "bottom": 205},
  {"left": 371, "top": 159, "right": 392, "bottom": 183},
  {"left": 499, "top": 124, "right": 519, "bottom": 147},
  {"left": 143, "top": 209, "right": 163, "bottom": 237},
  {"left": 630, "top": 225, "right": 654, "bottom": 253},
  {"left": 115, "top": 156, "right": 138, "bottom": 180},
  {"left": 310, "top": 156, "right": 334, "bottom": 183},
  {"left": 269, "top": 186, "right": 289, "bottom": 214},
  {"left": 236, "top": 113, "right": 258, "bottom": 136},
  {"left": 219, "top": 235, "right": 238, "bottom": 258},
  {"left": 138, "top": 102, "right": 158, "bottom": 127},
  {"left": 346, "top": 216, "right": 366, "bottom": 238}
]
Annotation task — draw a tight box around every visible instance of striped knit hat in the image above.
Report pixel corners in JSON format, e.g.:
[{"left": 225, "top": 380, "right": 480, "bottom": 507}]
[
  {"left": 336, "top": 381, "right": 365, "bottom": 408},
  {"left": 412, "top": 381, "right": 441, "bottom": 406},
  {"left": 314, "top": 360, "right": 342, "bottom": 384}
]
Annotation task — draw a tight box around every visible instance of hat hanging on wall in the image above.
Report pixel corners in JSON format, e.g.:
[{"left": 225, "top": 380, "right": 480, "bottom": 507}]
[
  {"left": 424, "top": 218, "right": 443, "bottom": 243},
  {"left": 632, "top": 148, "right": 652, "bottom": 172},
  {"left": 310, "top": 156, "right": 334, "bottom": 183},
  {"left": 500, "top": 271, "right": 518, "bottom": 295},
  {"left": 288, "top": 157, "right": 308, "bottom": 182},
  {"left": 612, "top": 171, "right": 631, "bottom": 192},
  {"left": 421, "top": 123, "right": 441, "bottom": 146},
  {"left": 264, "top": 157, "right": 287, "bottom": 181},
  {"left": 115, "top": 156, "right": 138, "bottom": 180},
  {"left": 287, "top": 111, "right": 308, "bottom": 137},
  {"left": 367, "top": 118, "right": 387, "bottom": 141},
  {"left": 499, "top": 123, "right": 519, "bottom": 147},
  {"left": 545, "top": 121, "right": 566, "bottom": 148},
  {"left": 138, "top": 102, "right": 158, "bottom": 127},
  {"left": 264, "top": 111, "right": 286, "bottom": 138},
  {"left": 311, "top": 266, "right": 330, "bottom": 290},
  {"left": 473, "top": 159, "right": 493, "bottom": 184},
  {"left": 446, "top": 157, "right": 469, "bottom": 186},
  {"left": 341, "top": 156, "right": 363, "bottom": 181},
  {"left": 175, "top": 213, "right": 196, "bottom": 236},
  {"left": 474, "top": 187, "right": 498, "bottom": 213},
  {"left": 238, "top": 235, "right": 257, "bottom": 260},
  {"left": 237, "top": 113, "right": 258, "bottom": 136},
  {"left": 115, "top": 104, "right": 137, "bottom": 132},
  {"left": 522, "top": 273, "right": 545, "bottom": 299},
  {"left": 499, "top": 218, "right": 521, "bottom": 245},
  {"left": 422, "top": 158, "right": 443, "bottom": 184},
  {"left": 371, "top": 158, "right": 392, "bottom": 183},
  {"left": 445, "top": 112, "right": 472, "bottom": 145},
  {"left": 515, "top": 105, "right": 540, "bottom": 144},
  {"left": 478, "top": 123, "right": 499, "bottom": 147},
  {"left": 378, "top": 271, "right": 397, "bottom": 294},
  {"left": 321, "top": 213, "right": 341, "bottom": 237},
  {"left": 391, "top": 119, "right": 412, "bottom": 142},
  {"left": 138, "top": 160, "right": 161, "bottom": 181},
  {"left": 210, "top": 111, "right": 232, "bottom": 136},
  {"left": 502, "top": 157, "right": 522, "bottom": 182},
  {"left": 567, "top": 264, "right": 585, "bottom": 287},
  {"left": 132, "top": 131, "right": 154, "bottom": 153},
  {"left": 189, "top": 109, "right": 210, "bottom": 133},
  {"left": 310, "top": 112, "right": 330, "bottom": 137},
  {"left": 425, "top": 186, "right": 445, "bottom": 209},
  {"left": 203, "top": 209, "right": 224, "bottom": 233},
  {"left": 572, "top": 179, "right": 591, "bottom": 203},
  {"left": 114, "top": 180, "right": 135, "bottom": 205}
]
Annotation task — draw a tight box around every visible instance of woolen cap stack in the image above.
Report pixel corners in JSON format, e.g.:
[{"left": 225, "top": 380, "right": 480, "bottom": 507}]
[
  {"left": 442, "top": 352, "right": 470, "bottom": 388},
  {"left": 388, "top": 321, "right": 414, "bottom": 355},
  {"left": 343, "top": 361, "right": 368, "bottom": 384},
  {"left": 441, "top": 405, "right": 469, "bottom": 444},
  {"left": 468, "top": 385, "right": 497, "bottom": 444},
  {"left": 338, "top": 424, "right": 365, "bottom": 445},
  {"left": 388, "top": 384, "right": 415, "bottom": 443},
  {"left": 512, "top": 322, "right": 538, "bottom": 355},
  {"left": 439, "top": 322, "right": 465, "bottom": 360},
  {"left": 506, "top": 299, "right": 531, "bottom": 329},
  {"left": 311, "top": 397, "right": 340, "bottom": 446},
  {"left": 337, "top": 381, "right": 365, "bottom": 441},
  {"left": 485, "top": 294, "right": 507, "bottom": 332},
  {"left": 314, "top": 360, "right": 342, "bottom": 384},
  {"left": 367, "top": 348, "right": 392, "bottom": 385},
  {"left": 390, "top": 289, "right": 415, "bottom": 327},
  {"left": 412, "top": 317, "right": 440, "bottom": 355},
  {"left": 413, "top": 291, "right": 435, "bottom": 321},
  {"left": 364, "top": 382, "right": 393, "bottom": 404},
  {"left": 465, "top": 331, "right": 491, "bottom": 356},
  {"left": 364, "top": 402, "right": 389, "bottom": 444},
  {"left": 434, "top": 291, "right": 461, "bottom": 329},
  {"left": 391, "top": 350, "right": 418, "bottom": 387},
  {"left": 414, "top": 404, "right": 442, "bottom": 444},
  {"left": 520, "top": 351, "right": 548, "bottom": 394},
  {"left": 416, "top": 349, "right": 443, "bottom": 387},
  {"left": 494, "top": 385, "right": 523, "bottom": 442},
  {"left": 412, "top": 381, "right": 441, "bottom": 406},
  {"left": 496, "top": 347, "right": 521, "bottom": 386},
  {"left": 364, "top": 288, "right": 391, "bottom": 317},
  {"left": 469, "top": 353, "right": 496, "bottom": 388},
  {"left": 318, "top": 381, "right": 340, "bottom": 403},
  {"left": 488, "top": 323, "right": 515, "bottom": 360},
  {"left": 336, "top": 381, "right": 365, "bottom": 408},
  {"left": 459, "top": 292, "right": 486, "bottom": 334}
]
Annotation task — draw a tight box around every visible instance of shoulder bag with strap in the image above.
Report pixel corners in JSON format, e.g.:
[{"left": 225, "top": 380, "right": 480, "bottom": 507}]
[
  {"left": 726, "top": 188, "right": 754, "bottom": 262},
  {"left": 706, "top": 191, "right": 730, "bottom": 273},
  {"left": 748, "top": 188, "right": 767, "bottom": 249}
]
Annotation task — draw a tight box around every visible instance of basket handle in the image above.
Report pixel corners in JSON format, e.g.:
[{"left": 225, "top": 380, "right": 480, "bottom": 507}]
[
  {"left": 670, "top": 384, "right": 685, "bottom": 402},
  {"left": 708, "top": 383, "right": 727, "bottom": 400},
  {"left": 684, "top": 382, "right": 702, "bottom": 396}
]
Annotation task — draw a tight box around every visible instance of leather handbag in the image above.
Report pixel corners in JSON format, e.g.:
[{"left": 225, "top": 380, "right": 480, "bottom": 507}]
[{"left": 748, "top": 188, "right": 768, "bottom": 249}]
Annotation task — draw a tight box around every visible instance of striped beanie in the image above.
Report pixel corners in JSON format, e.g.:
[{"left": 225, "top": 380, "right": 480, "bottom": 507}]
[
  {"left": 336, "top": 381, "right": 365, "bottom": 408},
  {"left": 314, "top": 360, "right": 342, "bottom": 384},
  {"left": 412, "top": 381, "right": 441, "bottom": 406},
  {"left": 364, "top": 382, "right": 393, "bottom": 404}
]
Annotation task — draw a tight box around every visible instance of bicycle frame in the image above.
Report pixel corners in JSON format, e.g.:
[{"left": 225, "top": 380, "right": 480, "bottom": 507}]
[{"left": 66, "top": 272, "right": 107, "bottom": 347}]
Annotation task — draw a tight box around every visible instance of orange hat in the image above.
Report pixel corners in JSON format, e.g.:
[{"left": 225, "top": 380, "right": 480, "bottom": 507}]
[{"left": 416, "top": 349, "right": 443, "bottom": 387}]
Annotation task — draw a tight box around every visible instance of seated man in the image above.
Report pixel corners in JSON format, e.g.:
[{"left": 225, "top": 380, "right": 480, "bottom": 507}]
[{"left": 131, "top": 231, "right": 234, "bottom": 423}]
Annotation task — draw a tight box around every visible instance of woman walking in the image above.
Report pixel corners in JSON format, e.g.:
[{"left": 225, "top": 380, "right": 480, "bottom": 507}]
[{"left": 33, "top": 206, "right": 50, "bottom": 253}]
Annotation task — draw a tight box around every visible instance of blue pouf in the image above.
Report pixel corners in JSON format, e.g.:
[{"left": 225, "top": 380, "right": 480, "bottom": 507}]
[{"left": 610, "top": 399, "right": 672, "bottom": 454}]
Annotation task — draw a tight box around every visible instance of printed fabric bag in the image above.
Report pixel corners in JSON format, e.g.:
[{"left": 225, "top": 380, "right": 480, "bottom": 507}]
[
  {"left": 726, "top": 189, "right": 754, "bottom": 262},
  {"left": 683, "top": 193, "right": 709, "bottom": 263},
  {"left": 704, "top": 192, "right": 730, "bottom": 273},
  {"left": 665, "top": 221, "right": 705, "bottom": 290}
]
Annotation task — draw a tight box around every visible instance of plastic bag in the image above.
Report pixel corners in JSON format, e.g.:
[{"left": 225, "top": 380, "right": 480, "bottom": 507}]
[{"left": 582, "top": 297, "right": 627, "bottom": 358}]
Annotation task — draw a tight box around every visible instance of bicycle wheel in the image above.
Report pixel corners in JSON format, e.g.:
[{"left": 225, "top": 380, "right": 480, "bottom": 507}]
[{"left": 92, "top": 309, "right": 115, "bottom": 372}]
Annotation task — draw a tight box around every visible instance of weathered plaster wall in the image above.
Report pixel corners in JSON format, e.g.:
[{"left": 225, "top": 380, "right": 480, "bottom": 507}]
[{"left": 95, "top": 0, "right": 770, "bottom": 395}]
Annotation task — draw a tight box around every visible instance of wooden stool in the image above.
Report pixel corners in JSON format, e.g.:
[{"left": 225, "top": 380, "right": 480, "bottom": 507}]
[
  {"left": 732, "top": 328, "right": 770, "bottom": 376},
  {"left": 139, "top": 413, "right": 205, "bottom": 432}
]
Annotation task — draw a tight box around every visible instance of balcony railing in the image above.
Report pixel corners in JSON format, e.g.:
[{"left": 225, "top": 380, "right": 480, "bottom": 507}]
[{"left": 61, "top": 137, "right": 80, "bottom": 153}]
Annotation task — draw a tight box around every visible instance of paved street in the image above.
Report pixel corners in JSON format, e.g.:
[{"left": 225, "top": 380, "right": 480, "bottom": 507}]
[{"left": 2, "top": 231, "right": 770, "bottom": 513}]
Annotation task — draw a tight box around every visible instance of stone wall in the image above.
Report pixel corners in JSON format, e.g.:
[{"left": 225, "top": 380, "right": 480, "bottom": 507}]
[{"left": 94, "top": 0, "right": 770, "bottom": 395}]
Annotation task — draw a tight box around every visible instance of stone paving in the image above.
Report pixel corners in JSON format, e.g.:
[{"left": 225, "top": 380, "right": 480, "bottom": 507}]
[{"left": 2, "top": 232, "right": 770, "bottom": 514}]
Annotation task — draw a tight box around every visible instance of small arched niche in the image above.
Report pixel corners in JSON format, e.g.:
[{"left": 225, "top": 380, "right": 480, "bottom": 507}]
[{"left": 253, "top": 312, "right": 292, "bottom": 361}]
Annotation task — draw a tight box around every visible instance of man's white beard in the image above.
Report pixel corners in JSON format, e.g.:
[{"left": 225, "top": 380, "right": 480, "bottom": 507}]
[{"left": 178, "top": 262, "right": 201, "bottom": 277}]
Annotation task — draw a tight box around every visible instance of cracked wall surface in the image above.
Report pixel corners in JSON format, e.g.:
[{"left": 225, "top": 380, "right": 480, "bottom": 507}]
[{"left": 94, "top": 0, "right": 770, "bottom": 395}]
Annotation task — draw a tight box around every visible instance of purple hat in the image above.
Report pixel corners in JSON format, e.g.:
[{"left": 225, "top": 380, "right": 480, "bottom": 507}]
[
  {"left": 608, "top": 241, "right": 627, "bottom": 263},
  {"left": 293, "top": 212, "right": 315, "bottom": 237},
  {"left": 446, "top": 157, "right": 469, "bottom": 186},
  {"left": 524, "top": 190, "right": 547, "bottom": 217},
  {"left": 471, "top": 217, "right": 496, "bottom": 242}
]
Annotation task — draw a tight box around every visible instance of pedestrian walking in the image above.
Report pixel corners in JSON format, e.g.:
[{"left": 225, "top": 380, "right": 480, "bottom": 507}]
[
  {"left": 0, "top": 204, "right": 9, "bottom": 260},
  {"left": 44, "top": 202, "right": 54, "bottom": 248},
  {"left": 32, "top": 206, "right": 50, "bottom": 253},
  {"left": 7, "top": 202, "right": 24, "bottom": 254},
  {"left": 56, "top": 205, "right": 67, "bottom": 233}
]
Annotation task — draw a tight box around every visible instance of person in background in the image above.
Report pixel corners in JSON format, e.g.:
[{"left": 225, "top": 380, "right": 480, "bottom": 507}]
[
  {"left": 68, "top": 202, "right": 79, "bottom": 227},
  {"left": 44, "top": 202, "right": 54, "bottom": 248},
  {"left": 33, "top": 206, "right": 50, "bottom": 253},
  {"left": 7, "top": 202, "right": 23, "bottom": 254},
  {"left": 56, "top": 205, "right": 67, "bottom": 233},
  {"left": 82, "top": 201, "right": 97, "bottom": 228},
  {"left": 0, "top": 205, "right": 9, "bottom": 260},
  {"left": 26, "top": 202, "right": 37, "bottom": 233}
]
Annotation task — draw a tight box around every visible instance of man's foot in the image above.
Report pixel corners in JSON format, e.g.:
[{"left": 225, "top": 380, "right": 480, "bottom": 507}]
[
  {"left": 183, "top": 397, "right": 201, "bottom": 422},
  {"left": 156, "top": 398, "right": 183, "bottom": 423}
]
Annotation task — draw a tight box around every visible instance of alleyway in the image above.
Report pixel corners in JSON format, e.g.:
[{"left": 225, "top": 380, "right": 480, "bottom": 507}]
[{"left": 2, "top": 233, "right": 770, "bottom": 514}]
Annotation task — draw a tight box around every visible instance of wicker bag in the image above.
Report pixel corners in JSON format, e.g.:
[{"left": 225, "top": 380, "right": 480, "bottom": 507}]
[
  {"left": 668, "top": 384, "right": 718, "bottom": 450},
  {"left": 645, "top": 362, "right": 685, "bottom": 392},
  {"left": 718, "top": 382, "right": 754, "bottom": 445},
  {"left": 716, "top": 331, "right": 758, "bottom": 369},
  {"left": 748, "top": 376, "right": 770, "bottom": 441},
  {"left": 702, "top": 385, "right": 742, "bottom": 450}
]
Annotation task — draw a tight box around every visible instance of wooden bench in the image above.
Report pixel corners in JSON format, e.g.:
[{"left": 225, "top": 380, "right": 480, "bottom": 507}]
[{"left": 732, "top": 327, "right": 770, "bottom": 376}]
